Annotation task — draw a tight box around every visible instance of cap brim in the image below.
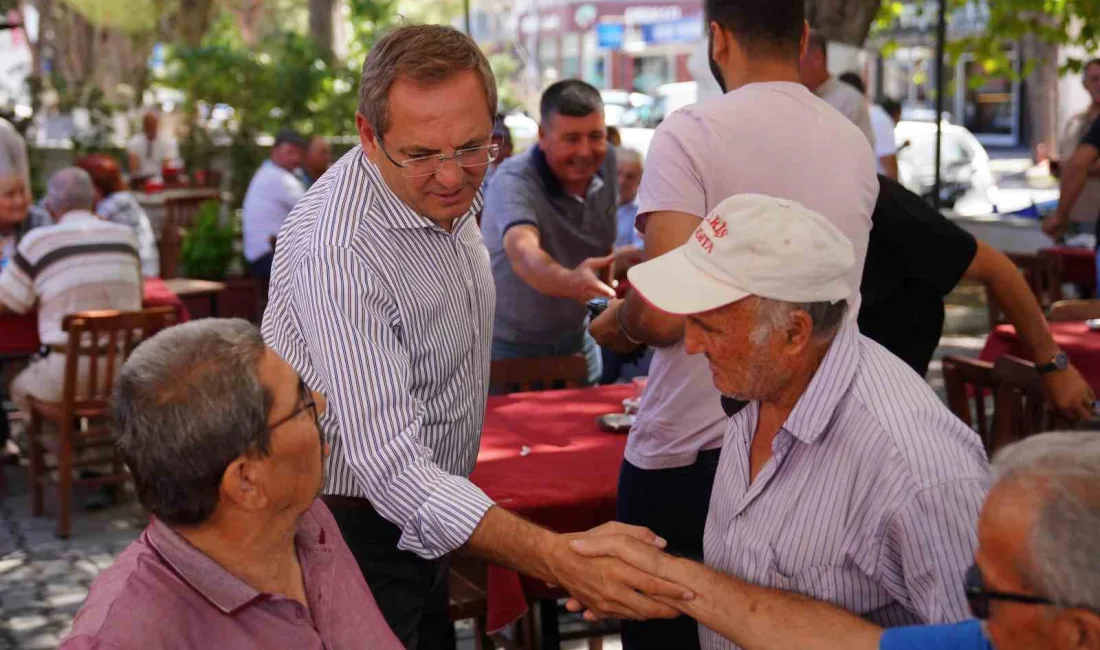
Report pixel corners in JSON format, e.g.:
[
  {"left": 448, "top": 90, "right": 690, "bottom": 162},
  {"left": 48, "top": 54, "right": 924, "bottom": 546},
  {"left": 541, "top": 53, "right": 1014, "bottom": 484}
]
[{"left": 627, "top": 247, "right": 750, "bottom": 315}]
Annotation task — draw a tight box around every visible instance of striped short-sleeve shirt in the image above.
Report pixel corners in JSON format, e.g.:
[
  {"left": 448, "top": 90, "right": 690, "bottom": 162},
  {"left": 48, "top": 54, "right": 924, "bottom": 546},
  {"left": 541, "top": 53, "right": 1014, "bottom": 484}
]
[
  {"left": 262, "top": 147, "right": 496, "bottom": 559},
  {"left": 0, "top": 211, "right": 141, "bottom": 345},
  {"left": 701, "top": 320, "right": 989, "bottom": 649}
]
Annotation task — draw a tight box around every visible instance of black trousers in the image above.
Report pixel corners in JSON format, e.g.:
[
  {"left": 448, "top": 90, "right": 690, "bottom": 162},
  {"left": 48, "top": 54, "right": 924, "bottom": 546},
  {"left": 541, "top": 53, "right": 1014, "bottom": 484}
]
[
  {"left": 323, "top": 496, "right": 454, "bottom": 650},
  {"left": 615, "top": 449, "right": 722, "bottom": 650}
]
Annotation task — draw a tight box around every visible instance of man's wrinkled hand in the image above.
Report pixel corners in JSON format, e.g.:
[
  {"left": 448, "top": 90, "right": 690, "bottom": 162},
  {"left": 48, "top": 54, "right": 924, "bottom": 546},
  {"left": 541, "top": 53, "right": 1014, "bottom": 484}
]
[
  {"left": 589, "top": 299, "right": 643, "bottom": 355},
  {"left": 1044, "top": 364, "right": 1096, "bottom": 421},
  {"left": 545, "top": 523, "right": 692, "bottom": 621}
]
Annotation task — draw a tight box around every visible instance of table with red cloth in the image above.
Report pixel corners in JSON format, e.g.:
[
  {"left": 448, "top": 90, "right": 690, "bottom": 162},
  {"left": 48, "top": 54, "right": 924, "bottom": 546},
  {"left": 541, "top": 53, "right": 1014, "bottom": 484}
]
[
  {"left": 470, "top": 383, "right": 634, "bottom": 633},
  {"left": 981, "top": 322, "right": 1100, "bottom": 389},
  {"left": 1041, "top": 246, "right": 1096, "bottom": 296},
  {"left": 0, "top": 277, "right": 190, "bottom": 357}
]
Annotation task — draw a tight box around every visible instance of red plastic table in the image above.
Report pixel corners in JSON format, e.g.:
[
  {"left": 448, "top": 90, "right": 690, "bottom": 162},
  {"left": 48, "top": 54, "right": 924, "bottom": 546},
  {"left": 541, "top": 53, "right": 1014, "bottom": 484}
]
[
  {"left": 981, "top": 322, "right": 1100, "bottom": 389},
  {"left": 470, "top": 383, "right": 634, "bottom": 632}
]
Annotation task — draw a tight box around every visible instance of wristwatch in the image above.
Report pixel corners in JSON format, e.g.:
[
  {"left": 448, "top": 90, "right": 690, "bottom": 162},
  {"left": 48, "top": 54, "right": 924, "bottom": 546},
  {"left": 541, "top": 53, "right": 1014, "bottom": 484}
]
[{"left": 1036, "top": 351, "right": 1069, "bottom": 375}]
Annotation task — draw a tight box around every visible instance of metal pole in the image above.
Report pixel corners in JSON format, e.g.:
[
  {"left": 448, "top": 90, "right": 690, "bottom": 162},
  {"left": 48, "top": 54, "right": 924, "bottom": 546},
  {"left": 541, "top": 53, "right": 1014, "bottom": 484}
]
[
  {"left": 464, "top": 0, "right": 472, "bottom": 35},
  {"left": 933, "top": 0, "right": 947, "bottom": 211}
]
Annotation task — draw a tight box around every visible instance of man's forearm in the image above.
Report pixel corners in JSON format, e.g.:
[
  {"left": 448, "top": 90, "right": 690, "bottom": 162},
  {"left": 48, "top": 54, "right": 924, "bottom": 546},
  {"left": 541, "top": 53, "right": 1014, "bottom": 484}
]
[
  {"left": 620, "top": 290, "right": 685, "bottom": 348},
  {"left": 1056, "top": 159, "right": 1092, "bottom": 222},
  {"left": 662, "top": 557, "right": 882, "bottom": 650},
  {"left": 511, "top": 247, "right": 577, "bottom": 300},
  {"left": 464, "top": 505, "right": 558, "bottom": 582},
  {"left": 969, "top": 244, "right": 1058, "bottom": 362}
]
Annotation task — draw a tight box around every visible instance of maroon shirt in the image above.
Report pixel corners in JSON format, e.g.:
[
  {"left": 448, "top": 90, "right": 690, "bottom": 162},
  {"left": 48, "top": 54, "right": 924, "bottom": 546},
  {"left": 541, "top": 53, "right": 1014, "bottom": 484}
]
[{"left": 61, "top": 500, "right": 402, "bottom": 650}]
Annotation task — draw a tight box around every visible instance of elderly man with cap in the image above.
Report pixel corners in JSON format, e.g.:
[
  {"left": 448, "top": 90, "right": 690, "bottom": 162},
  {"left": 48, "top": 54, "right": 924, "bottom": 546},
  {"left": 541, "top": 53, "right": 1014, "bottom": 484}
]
[
  {"left": 602, "top": 194, "right": 989, "bottom": 646},
  {"left": 570, "top": 430, "right": 1100, "bottom": 650},
  {"left": 61, "top": 319, "right": 403, "bottom": 649},
  {"left": 241, "top": 128, "right": 307, "bottom": 280}
]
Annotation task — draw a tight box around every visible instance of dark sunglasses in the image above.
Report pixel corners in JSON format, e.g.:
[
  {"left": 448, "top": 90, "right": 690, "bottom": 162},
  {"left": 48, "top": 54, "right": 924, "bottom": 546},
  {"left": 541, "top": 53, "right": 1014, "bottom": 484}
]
[{"left": 965, "top": 564, "right": 1056, "bottom": 619}]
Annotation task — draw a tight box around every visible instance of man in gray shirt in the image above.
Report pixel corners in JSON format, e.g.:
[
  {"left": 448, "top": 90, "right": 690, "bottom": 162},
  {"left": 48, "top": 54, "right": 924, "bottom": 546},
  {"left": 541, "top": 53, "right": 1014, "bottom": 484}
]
[{"left": 481, "top": 80, "right": 619, "bottom": 384}]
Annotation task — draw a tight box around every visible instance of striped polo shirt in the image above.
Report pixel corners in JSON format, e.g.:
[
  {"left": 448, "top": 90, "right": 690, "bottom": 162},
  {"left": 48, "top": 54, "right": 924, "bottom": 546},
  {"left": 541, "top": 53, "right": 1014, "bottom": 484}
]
[
  {"left": 701, "top": 320, "right": 989, "bottom": 649},
  {"left": 262, "top": 146, "right": 496, "bottom": 559},
  {"left": 0, "top": 211, "right": 141, "bottom": 345}
]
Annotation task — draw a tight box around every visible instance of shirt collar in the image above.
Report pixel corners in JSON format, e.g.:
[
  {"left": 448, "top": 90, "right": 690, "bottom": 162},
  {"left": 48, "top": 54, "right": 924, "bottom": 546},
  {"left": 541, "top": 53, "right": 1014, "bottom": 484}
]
[
  {"left": 58, "top": 209, "right": 98, "bottom": 224},
  {"left": 780, "top": 317, "right": 861, "bottom": 445},
  {"left": 530, "top": 145, "right": 605, "bottom": 201},
  {"left": 357, "top": 146, "right": 482, "bottom": 233},
  {"left": 146, "top": 502, "right": 330, "bottom": 615}
]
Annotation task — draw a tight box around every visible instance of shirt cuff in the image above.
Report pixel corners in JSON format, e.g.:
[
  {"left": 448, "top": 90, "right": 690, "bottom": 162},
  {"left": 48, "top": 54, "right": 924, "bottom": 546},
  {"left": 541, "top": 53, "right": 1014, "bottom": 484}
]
[{"left": 397, "top": 473, "right": 495, "bottom": 559}]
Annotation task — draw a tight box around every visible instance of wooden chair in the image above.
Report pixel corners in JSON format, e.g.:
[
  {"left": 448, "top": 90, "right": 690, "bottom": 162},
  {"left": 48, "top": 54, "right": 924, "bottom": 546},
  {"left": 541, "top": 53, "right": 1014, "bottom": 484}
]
[
  {"left": 988, "top": 252, "right": 1064, "bottom": 328},
  {"left": 1048, "top": 299, "right": 1100, "bottom": 322},
  {"left": 989, "top": 355, "right": 1066, "bottom": 453},
  {"left": 489, "top": 355, "right": 589, "bottom": 394},
  {"left": 158, "top": 191, "right": 222, "bottom": 279},
  {"left": 25, "top": 307, "right": 178, "bottom": 538},
  {"left": 941, "top": 356, "right": 998, "bottom": 449}
]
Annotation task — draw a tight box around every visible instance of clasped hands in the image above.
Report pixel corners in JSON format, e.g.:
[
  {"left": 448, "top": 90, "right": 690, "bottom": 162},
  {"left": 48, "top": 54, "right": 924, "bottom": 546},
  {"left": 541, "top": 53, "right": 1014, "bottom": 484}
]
[{"left": 543, "top": 522, "right": 693, "bottom": 621}]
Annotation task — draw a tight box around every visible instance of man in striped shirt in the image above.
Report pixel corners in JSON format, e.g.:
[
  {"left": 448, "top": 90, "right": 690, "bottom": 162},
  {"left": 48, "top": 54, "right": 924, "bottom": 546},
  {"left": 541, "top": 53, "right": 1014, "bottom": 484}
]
[
  {"left": 0, "top": 167, "right": 141, "bottom": 412},
  {"left": 263, "top": 25, "right": 690, "bottom": 649},
  {"left": 618, "top": 195, "right": 988, "bottom": 647}
]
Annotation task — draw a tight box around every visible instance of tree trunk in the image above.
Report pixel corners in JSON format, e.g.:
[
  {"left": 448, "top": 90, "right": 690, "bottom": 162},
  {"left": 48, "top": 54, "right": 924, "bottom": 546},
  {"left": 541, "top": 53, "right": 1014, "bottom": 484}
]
[
  {"left": 175, "top": 0, "right": 217, "bottom": 47},
  {"left": 805, "top": 0, "right": 884, "bottom": 46},
  {"left": 1022, "top": 33, "right": 1059, "bottom": 160},
  {"left": 309, "top": 0, "right": 340, "bottom": 60},
  {"left": 229, "top": 0, "right": 265, "bottom": 46}
]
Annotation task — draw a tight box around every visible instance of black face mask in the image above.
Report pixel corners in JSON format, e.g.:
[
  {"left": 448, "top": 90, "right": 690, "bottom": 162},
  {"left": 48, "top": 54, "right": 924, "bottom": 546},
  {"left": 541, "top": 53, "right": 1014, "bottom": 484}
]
[{"left": 707, "top": 24, "right": 728, "bottom": 94}]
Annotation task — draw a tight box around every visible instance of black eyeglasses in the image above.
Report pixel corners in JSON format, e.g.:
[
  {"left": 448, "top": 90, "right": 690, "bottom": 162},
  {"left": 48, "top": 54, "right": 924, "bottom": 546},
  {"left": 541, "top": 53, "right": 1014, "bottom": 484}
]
[
  {"left": 266, "top": 393, "right": 318, "bottom": 433},
  {"left": 377, "top": 140, "right": 500, "bottom": 178},
  {"left": 965, "top": 564, "right": 1057, "bottom": 619}
]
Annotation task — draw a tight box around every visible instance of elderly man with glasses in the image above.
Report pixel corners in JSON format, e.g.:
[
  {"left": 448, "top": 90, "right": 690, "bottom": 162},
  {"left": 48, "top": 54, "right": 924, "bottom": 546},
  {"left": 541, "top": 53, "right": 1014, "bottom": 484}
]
[
  {"left": 61, "top": 319, "right": 403, "bottom": 649},
  {"left": 569, "top": 429, "right": 1100, "bottom": 650}
]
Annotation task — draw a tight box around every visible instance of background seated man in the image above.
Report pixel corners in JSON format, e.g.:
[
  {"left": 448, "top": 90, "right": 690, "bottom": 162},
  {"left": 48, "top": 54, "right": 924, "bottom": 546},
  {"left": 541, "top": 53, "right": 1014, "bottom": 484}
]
[
  {"left": 623, "top": 195, "right": 988, "bottom": 646},
  {"left": 75, "top": 153, "right": 160, "bottom": 277},
  {"left": 0, "top": 167, "right": 141, "bottom": 415},
  {"left": 241, "top": 128, "right": 307, "bottom": 281},
  {"left": 569, "top": 431, "right": 1100, "bottom": 650},
  {"left": 61, "top": 319, "right": 403, "bottom": 649}
]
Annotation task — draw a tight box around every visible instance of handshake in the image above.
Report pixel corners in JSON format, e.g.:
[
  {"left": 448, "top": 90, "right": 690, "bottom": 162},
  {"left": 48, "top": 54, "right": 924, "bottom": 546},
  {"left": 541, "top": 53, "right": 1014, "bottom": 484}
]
[{"left": 541, "top": 522, "right": 699, "bottom": 622}]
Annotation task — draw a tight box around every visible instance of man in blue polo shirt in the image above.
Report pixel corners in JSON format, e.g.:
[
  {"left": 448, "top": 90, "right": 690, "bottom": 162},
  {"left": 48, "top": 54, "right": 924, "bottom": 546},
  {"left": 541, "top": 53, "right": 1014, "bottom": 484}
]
[
  {"left": 480, "top": 80, "right": 619, "bottom": 384},
  {"left": 566, "top": 430, "right": 1100, "bottom": 650}
]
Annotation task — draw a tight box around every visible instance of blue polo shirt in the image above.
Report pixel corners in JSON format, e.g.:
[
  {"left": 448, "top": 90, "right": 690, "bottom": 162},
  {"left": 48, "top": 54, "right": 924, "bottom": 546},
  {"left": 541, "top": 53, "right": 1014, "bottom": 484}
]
[{"left": 880, "top": 620, "right": 993, "bottom": 650}]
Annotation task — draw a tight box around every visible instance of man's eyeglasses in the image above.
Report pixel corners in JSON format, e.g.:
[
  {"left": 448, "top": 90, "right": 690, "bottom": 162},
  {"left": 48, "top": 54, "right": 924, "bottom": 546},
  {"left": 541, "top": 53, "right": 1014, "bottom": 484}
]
[
  {"left": 266, "top": 393, "right": 318, "bottom": 433},
  {"left": 378, "top": 141, "right": 500, "bottom": 178},
  {"left": 965, "top": 564, "right": 1061, "bottom": 619}
]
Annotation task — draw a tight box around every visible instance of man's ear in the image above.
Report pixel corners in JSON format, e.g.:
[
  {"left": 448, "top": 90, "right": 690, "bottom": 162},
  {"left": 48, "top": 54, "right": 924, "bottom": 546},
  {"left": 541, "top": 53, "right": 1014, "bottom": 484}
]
[{"left": 219, "top": 456, "right": 268, "bottom": 512}]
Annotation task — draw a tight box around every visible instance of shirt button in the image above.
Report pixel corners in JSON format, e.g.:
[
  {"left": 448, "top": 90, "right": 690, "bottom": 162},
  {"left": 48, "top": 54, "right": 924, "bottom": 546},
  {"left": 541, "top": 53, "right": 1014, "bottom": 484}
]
[{"left": 296, "top": 608, "right": 305, "bottom": 621}]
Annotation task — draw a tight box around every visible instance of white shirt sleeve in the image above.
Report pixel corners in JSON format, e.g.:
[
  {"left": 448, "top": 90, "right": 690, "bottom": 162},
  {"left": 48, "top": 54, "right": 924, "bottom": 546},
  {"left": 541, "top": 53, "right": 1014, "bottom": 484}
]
[{"left": 870, "top": 106, "right": 898, "bottom": 158}]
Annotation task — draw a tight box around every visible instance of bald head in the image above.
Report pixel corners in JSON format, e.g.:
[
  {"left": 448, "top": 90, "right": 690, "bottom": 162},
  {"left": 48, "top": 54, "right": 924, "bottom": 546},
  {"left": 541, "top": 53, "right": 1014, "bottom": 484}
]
[{"left": 45, "top": 167, "right": 97, "bottom": 217}]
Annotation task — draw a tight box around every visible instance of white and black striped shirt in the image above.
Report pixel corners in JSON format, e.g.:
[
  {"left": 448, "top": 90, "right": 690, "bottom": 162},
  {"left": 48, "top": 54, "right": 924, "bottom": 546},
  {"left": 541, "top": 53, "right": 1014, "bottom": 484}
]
[
  {"left": 262, "top": 147, "right": 496, "bottom": 559},
  {"left": 701, "top": 320, "right": 989, "bottom": 649}
]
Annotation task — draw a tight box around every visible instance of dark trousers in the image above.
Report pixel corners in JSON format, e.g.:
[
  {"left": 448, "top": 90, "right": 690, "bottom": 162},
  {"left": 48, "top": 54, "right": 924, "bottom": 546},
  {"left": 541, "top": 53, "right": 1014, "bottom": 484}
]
[
  {"left": 323, "top": 496, "right": 454, "bottom": 650},
  {"left": 615, "top": 449, "right": 722, "bottom": 650}
]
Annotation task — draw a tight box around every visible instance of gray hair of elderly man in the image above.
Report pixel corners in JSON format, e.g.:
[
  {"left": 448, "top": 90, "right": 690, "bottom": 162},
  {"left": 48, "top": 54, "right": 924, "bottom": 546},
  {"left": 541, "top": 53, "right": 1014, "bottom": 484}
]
[
  {"left": 0, "top": 117, "right": 29, "bottom": 181},
  {"left": 45, "top": 167, "right": 97, "bottom": 215},
  {"left": 615, "top": 146, "right": 643, "bottom": 167},
  {"left": 113, "top": 319, "right": 274, "bottom": 527},
  {"left": 991, "top": 431, "right": 1100, "bottom": 611},
  {"left": 751, "top": 299, "right": 848, "bottom": 346}
]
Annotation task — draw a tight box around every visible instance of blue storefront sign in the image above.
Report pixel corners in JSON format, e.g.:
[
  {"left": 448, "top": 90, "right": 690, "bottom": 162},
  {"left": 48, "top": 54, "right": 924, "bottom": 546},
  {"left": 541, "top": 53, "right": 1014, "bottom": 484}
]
[
  {"left": 597, "top": 22, "right": 625, "bottom": 50},
  {"left": 641, "top": 14, "right": 703, "bottom": 45}
]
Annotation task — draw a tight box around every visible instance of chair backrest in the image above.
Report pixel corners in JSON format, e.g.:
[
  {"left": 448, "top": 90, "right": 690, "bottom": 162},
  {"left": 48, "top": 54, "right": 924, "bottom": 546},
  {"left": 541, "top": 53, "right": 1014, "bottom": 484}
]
[
  {"left": 1048, "top": 299, "right": 1100, "bottom": 323},
  {"left": 489, "top": 355, "right": 589, "bottom": 394},
  {"left": 941, "top": 356, "right": 998, "bottom": 448},
  {"left": 988, "top": 252, "right": 1063, "bottom": 328},
  {"left": 990, "top": 355, "right": 1065, "bottom": 453},
  {"left": 59, "top": 307, "right": 178, "bottom": 415},
  {"left": 159, "top": 192, "right": 222, "bottom": 279}
]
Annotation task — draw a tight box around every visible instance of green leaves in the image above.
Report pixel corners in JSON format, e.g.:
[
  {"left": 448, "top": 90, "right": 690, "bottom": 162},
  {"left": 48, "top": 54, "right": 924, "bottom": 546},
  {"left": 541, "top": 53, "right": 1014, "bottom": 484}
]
[{"left": 180, "top": 201, "right": 237, "bottom": 280}]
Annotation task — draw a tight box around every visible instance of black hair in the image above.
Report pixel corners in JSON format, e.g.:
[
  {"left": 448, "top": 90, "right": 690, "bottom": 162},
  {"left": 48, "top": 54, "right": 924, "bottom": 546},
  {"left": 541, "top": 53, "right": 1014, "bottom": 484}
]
[
  {"left": 539, "top": 79, "right": 603, "bottom": 123},
  {"left": 703, "top": 0, "right": 805, "bottom": 61},
  {"left": 838, "top": 72, "right": 866, "bottom": 95}
]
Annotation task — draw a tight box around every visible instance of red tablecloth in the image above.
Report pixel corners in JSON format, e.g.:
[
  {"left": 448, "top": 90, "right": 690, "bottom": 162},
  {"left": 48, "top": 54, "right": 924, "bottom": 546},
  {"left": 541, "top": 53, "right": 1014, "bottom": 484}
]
[
  {"left": 1042, "top": 246, "right": 1096, "bottom": 290},
  {"left": 981, "top": 322, "right": 1100, "bottom": 389},
  {"left": 470, "top": 384, "right": 634, "bottom": 632},
  {"left": 0, "top": 277, "right": 189, "bottom": 357}
]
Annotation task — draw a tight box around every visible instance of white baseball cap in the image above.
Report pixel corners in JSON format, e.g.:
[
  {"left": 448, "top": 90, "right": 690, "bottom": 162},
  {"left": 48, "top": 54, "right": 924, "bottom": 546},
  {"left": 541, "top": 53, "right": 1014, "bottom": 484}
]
[{"left": 627, "top": 194, "right": 854, "bottom": 316}]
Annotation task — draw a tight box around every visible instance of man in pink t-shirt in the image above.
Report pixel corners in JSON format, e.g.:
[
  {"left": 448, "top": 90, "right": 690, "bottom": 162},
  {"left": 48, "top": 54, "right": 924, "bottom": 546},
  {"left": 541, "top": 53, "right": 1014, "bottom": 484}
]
[
  {"left": 61, "top": 320, "right": 403, "bottom": 650},
  {"left": 590, "top": 1, "right": 878, "bottom": 647}
]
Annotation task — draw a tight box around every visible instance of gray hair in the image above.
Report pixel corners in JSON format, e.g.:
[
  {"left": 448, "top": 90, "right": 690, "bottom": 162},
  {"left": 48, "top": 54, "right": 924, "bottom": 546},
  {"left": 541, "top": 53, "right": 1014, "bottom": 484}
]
[
  {"left": 45, "top": 167, "right": 96, "bottom": 215},
  {"left": 357, "top": 24, "right": 497, "bottom": 137},
  {"left": 114, "top": 319, "right": 272, "bottom": 527},
  {"left": 752, "top": 298, "right": 848, "bottom": 345},
  {"left": 615, "top": 146, "right": 643, "bottom": 167},
  {"left": 0, "top": 117, "right": 29, "bottom": 181},
  {"left": 991, "top": 431, "right": 1100, "bottom": 610}
]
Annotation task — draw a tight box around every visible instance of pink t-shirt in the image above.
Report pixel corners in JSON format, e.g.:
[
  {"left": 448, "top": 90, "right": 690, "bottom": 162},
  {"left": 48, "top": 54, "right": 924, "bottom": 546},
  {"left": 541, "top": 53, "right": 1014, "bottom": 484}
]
[{"left": 626, "top": 81, "right": 879, "bottom": 470}]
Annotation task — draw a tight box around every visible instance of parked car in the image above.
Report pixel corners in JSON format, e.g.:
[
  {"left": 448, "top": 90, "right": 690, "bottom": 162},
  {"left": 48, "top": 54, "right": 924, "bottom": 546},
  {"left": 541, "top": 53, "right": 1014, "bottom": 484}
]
[
  {"left": 895, "top": 120, "right": 999, "bottom": 216},
  {"left": 600, "top": 89, "right": 653, "bottom": 127},
  {"left": 620, "top": 81, "right": 698, "bottom": 128}
]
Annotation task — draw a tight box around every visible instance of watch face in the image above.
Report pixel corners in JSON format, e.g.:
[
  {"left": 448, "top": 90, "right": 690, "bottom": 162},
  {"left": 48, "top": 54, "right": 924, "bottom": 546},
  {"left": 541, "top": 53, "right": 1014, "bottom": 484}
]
[{"left": 1056, "top": 352, "right": 1069, "bottom": 370}]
